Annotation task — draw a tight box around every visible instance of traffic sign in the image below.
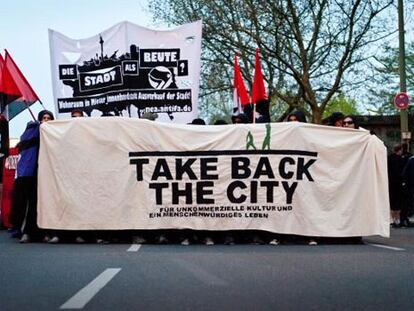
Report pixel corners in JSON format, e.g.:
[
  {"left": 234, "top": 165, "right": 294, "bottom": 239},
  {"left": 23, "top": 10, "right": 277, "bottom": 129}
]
[{"left": 394, "top": 92, "right": 410, "bottom": 110}]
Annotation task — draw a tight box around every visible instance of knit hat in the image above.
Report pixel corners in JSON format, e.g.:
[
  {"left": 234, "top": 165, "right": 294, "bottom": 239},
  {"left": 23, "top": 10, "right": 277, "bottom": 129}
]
[{"left": 37, "top": 110, "right": 55, "bottom": 122}]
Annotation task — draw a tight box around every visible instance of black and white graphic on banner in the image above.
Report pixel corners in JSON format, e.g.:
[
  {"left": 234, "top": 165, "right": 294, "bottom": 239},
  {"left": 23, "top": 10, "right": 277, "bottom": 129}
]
[{"left": 57, "top": 36, "right": 192, "bottom": 116}]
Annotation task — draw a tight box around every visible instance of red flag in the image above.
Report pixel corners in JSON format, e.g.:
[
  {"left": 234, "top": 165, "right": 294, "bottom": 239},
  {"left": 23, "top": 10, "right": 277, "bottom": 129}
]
[
  {"left": 0, "top": 54, "right": 22, "bottom": 105},
  {"left": 251, "top": 48, "right": 267, "bottom": 104},
  {"left": 4, "top": 50, "right": 39, "bottom": 103},
  {"left": 2, "top": 50, "right": 39, "bottom": 120},
  {"left": 233, "top": 53, "right": 250, "bottom": 113}
]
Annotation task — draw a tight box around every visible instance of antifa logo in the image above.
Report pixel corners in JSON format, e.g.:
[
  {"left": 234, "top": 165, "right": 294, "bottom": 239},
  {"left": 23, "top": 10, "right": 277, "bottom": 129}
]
[
  {"left": 56, "top": 35, "right": 192, "bottom": 117},
  {"left": 148, "top": 66, "right": 174, "bottom": 89}
]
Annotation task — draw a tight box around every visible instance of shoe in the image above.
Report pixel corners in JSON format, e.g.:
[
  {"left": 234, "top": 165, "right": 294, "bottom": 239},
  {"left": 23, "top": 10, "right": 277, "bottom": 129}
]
[
  {"left": 400, "top": 220, "right": 409, "bottom": 228},
  {"left": 48, "top": 236, "right": 60, "bottom": 244},
  {"left": 224, "top": 235, "right": 235, "bottom": 245},
  {"left": 132, "top": 236, "right": 146, "bottom": 244},
  {"left": 20, "top": 234, "right": 31, "bottom": 243},
  {"left": 43, "top": 235, "right": 51, "bottom": 243},
  {"left": 96, "top": 238, "right": 109, "bottom": 244},
  {"left": 308, "top": 239, "right": 318, "bottom": 246},
  {"left": 75, "top": 236, "right": 86, "bottom": 243},
  {"left": 204, "top": 237, "right": 214, "bottom": 245},
  {"left": 158, "top": 235, "right": 168, "bottom": 244},
  {"left": 181, "top": 238, "right": 190, "bottom": 246},
  {"left": 251, "top": 235, "right": 265, "bottom": 245},
  {"left": 10, "top": 228, "right": 22, "bottom": 239},
  {"left": 269, "top": 239, "right": 280, "bottom": 245}
]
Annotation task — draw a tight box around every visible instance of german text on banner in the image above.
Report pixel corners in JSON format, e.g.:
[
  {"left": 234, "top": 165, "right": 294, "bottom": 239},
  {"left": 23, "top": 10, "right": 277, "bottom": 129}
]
[
  {"left": 48, "top": 21, "right": 202, "bottom": 122},
  {"left": 38, "top": 119, "right": 390, "bottom": 237}
]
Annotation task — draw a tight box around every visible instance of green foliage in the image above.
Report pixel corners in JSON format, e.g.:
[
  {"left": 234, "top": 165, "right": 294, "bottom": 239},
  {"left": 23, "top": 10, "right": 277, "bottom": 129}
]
[{"left": 323, "top": 94, "right": 360, "bottom": 118}]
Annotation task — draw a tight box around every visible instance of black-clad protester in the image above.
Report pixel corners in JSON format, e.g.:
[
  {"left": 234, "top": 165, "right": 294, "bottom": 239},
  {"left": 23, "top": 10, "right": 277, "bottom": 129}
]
[
  {"left": 400, "top": 144, "right": 413, "bottom": 227},
  {"left": 214, "top": 119, "right": 227, "bottom": 125},
  {"left": 388, "top": 144, "right": 405, "bottom": 227},
  {"left": 231, "top": 113, "right": 249, "bottom": 124},
  {"left": 327, "top": 112, "right": 344, "bottom": 127},
  {"left": 402, "top": 154, "right": 414, "bottom": 226},
  {"left": 287, "top": 110, "right": 307, "bottom": 123}
]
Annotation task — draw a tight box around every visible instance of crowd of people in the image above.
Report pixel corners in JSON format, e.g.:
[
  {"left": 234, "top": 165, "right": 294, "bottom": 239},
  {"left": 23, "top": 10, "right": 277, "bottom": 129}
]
[{"left": 3, "top": 108, "right": 411, "bottom": 246}]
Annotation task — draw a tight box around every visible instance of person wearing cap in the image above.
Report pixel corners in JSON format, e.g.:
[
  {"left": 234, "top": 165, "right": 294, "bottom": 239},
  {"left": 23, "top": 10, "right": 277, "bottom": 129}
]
[{"left": 10, "top": 110, "right": 55, "bottom": 243}]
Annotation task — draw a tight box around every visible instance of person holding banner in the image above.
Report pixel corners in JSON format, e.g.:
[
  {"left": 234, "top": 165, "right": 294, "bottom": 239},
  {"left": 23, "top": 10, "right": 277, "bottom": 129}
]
[
  {"left": 10, "top": 110, "right": 54, "bottom": 243},
  {"left": 342, "top": 115, "right": 359, "bottom": 129},
  {"left": 70, "top": 109, "right": 84, "bottom": 118},
  {"left": 285, "top": 111, "right": 318, "bottom": 245},
  {"left": 327, "top": 112, "right": 344, "bottom": 127},
  {"left": 287, "top": 110, "right": 307, "bottom": 123}
]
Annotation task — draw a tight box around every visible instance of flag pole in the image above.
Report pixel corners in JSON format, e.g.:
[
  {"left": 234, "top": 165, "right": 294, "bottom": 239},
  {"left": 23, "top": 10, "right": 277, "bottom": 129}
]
[
  {"left": 37, "top": 99, "right": 46, "bottom": 109},
  {"left": 253, "top": 104, "right": 256, "bottom": 124},
  {"left": 25, "top": 100, "right": 36, "bottom": 121}
]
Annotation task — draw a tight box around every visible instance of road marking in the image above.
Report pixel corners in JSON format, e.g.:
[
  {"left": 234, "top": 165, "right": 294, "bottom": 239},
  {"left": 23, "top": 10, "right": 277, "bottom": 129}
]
[
  {"left": 60, "top": 268, "right": 121, "bottom": 309},
  {"left": 368, "top": 243, "right": 405, "bottom": 251},
  {"left": 173, "top": 258, "right": 227, "bottom": 286},
  {"left": 127, "top": 244, "right": 141, "bottom": 252}
]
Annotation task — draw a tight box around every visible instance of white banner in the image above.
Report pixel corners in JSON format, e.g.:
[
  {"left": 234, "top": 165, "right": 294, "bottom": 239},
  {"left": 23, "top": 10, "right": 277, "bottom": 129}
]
[
  {"left": 49, "top": 21, "right": 202, "bottom": 122},
  {"left": 38, "top": 119, "right": 390, "bottom": 237}
]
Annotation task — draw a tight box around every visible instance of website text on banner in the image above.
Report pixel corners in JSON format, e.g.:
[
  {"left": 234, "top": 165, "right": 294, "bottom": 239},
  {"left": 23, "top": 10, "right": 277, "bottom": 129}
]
[{"left": 38, "top": 119, "right": 389, "bottom": 237}]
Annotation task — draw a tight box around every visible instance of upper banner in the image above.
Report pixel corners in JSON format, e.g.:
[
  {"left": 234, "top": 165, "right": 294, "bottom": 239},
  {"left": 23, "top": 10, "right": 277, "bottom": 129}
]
[
  {"left": 49, "top": 21, "right": 202, "bottom": 122},
  {"left": 38, "top": 119, "right": 390, "bottom": 237}
]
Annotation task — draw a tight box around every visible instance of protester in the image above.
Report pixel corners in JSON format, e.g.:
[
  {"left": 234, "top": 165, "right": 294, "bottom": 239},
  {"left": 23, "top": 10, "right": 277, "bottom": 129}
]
[
  {"left": 214, "top": 119, "right": 227, "bottom": 125},
  {"left": 388, "top": 144, "right": 405, "bottom": 227},
  {"left": 190, "top": 118, "right": 206, "bottom": 125},
  {"left": 286, "top": 110, "right": 318, "bottom": 246},
  {"left": 231, "top": 113, "right": 249, "bottom": 124},
  {"left": 327, "top": 112, "right": 344, "bottom": 127},
  {"left": 71, "top": 109, "right": 84, "bottom": 118},
  {"left": 287, "top": 110, "right": 307, "bottom": 123},
  {"left": 68, "top": 109, "right": 89, "bottom": 243},
  {"left": 342, "top": 115, "right": 359, "bottom": 129},
  {"left": 9, "top": 110, "right": 54, "bottom": 243},
  {"left": 402, "top": 154, "right": 414, "bottom": 227},
  {"left": 400, "top": 144, "right": 413, "bottom": 227},
  {"left": 181, "top": 118, "right": 215, "bottom": 245}
]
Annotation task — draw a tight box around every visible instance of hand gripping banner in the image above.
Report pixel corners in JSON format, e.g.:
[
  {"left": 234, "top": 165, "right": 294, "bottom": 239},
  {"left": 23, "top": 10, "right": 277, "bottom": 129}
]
[
  {"left": 49, "top": 21, "right": 202, "bottom": 122},
  {"left": 38, "top": 119, "right": 390, "bottom": 237}
]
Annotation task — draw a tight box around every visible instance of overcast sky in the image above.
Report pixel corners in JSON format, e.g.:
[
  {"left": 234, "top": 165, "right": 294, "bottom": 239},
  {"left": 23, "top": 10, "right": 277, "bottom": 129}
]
[{"left": 0, "top": 0, "right": 155, "bottom": 137}]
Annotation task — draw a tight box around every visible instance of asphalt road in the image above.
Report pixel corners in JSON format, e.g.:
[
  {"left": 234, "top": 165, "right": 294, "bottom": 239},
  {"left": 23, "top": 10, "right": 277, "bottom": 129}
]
[{"left": 0, "top": 229, "right": 413, "bottom": 311}]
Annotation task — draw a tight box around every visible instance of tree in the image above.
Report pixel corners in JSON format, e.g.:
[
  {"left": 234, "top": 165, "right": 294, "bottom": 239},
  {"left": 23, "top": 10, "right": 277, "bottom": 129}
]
[
  {"left": 149, "top": 0, "right": 394, "bottom": 123},
  {"left": 366, "top": 41, "right": 414, "bottom": 115},
  {"left": 323, "top": 94, "right": 360, "bottom": 118}
]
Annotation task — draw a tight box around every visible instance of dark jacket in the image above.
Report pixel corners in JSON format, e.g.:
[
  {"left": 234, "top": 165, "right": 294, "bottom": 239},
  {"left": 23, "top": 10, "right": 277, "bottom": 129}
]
[
  {"left": 402, "top": 156, "right": 414, "bottom": 194},
  {"left": 16, "top": 121, "right": 40, "bottom": 178}
]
